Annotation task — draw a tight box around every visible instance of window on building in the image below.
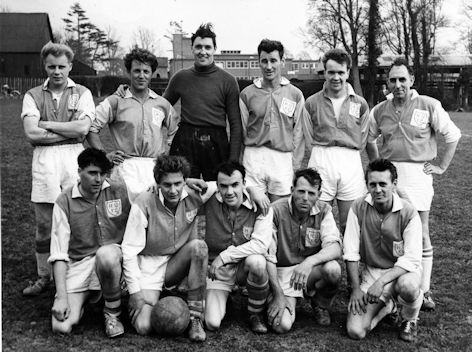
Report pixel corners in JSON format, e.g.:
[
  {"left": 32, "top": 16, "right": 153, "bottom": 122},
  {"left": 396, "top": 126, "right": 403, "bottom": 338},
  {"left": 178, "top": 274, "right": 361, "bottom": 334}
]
[
  {"left": 215, "top": 61, "right": 225, "bottom": 68},
  {"left": 292, "top": 63, "right": 299, "bottom": 70},
  {"left": 250, "top": 61, "right": 259, "bottom": 68},
  {"left": 302, "top": 63, "right": 309, "bottom": 69}
]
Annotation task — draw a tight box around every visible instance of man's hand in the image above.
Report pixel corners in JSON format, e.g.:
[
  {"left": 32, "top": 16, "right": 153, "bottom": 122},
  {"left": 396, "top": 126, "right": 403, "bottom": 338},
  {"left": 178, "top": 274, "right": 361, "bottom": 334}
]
[
  {"left": 186, "top": 178, "right": 208, "bottom": 194},
  {"left": 208, "top": 255, "right": 225, "bottom": 281},
  {"left": 366, "top": 279, "right": 384, "bottom": 305},
  {"left": 267, "top": 293, "right": 293, "bottom": 327},
  {"left": 51, "top": 297, "right": 70, "bottom": 322},
  {"left": 128, "top": 291, "right": 146, "bottom": 325},
  {"left": 290, "top": 261, "right": 313, "bottom": 291},
  {"left": 107, "top": 150, "right": 131, "bottom": 166},
  {"left": 114, "top": 84, "right": 129, "bottom": 98},
  {"left": 423, "top": 162, "right": 445, "bottom": 175},
  {"left": 247, "top": 187, "right": 270, "bottom": 216},
  {"left": 348, "top": 287, "right": 368, "bottom": 315}
]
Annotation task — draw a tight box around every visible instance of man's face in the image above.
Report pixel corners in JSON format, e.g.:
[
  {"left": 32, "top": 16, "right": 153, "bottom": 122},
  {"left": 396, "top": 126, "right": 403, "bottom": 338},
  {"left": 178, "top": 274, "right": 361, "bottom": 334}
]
[
  {"left": 259, "top": 50, "right": 284, "bottom": 83},
  {"left": 217, "top": 170, "right": 245, "bottom": 209},
  {"left": 291, "top": 177, "right": 320, "bottom": 214},
  {"left": 44, "top": 54, "right": 72, "bottom": 90},
  {"left": 388, "top": 65, "right": 414, "bottom": 101},
  {"left": 192, "top": 37, "right": 215, "bottom": 67},
  {"left": 324, "top": 59, "right": 349, "bottom": 94},
  {"left": 128, "top": 60, "right": 152, "bottom": 93},
  {"left": 366, "top": 170, "right": 396, "bottom": 208},
  {"left": 158, "top": 172, "right": 186, "bottom": 208},
  {"left": 79, "top": 165, "right": 107, "bottom": 196}
]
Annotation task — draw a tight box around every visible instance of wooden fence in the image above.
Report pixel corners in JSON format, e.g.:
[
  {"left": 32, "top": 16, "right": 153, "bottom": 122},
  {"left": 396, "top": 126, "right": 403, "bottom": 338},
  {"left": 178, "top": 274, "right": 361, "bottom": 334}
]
[{"left": 1, "top": 77, "right": 45, "bottom": 94}]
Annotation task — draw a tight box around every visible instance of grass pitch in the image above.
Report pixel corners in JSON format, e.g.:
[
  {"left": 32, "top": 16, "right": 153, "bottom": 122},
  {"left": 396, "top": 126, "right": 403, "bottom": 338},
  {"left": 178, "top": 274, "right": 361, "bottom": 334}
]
[{"left": 1, "top": 98, "right": 472, "bottom": 351}]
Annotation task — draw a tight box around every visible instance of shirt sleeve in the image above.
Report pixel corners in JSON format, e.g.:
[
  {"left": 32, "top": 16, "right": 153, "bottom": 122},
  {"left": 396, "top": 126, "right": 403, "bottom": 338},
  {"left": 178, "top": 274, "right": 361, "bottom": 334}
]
[
  {"left": 265, "top": 225, "right": 278, "bottom": 264},
  {"left": 394, "top": 213, "right": 423, "bottom": 272},
  {"left": 90, "top": 98, "right": 112, "bottom": 133},
  {"left": 164, "top": 105, "right": 180, "bottom": 145},
  {"left": 239, "top": 95, "right": 249, "bottom": 143},
  {"left": 76, "top": 89, "right": 96, "bottom": 122},
  {"left": 226, "top": 77, "right": 242, "bottom": 161},
  {"left": 219, "top": 207, "right": 274, "bottom": 264},
  {"left": 21, "top": 93, "right": 40, "bottom": 120},
  {"left": 48, "top": 204, "right": 71, "bottom": 263},
  {"left": 367, "top": 106, "right": 380, "bottom": 143},
  {"left": 431, "top": 101, "right": 461, "bottom": 143},
  {"left": 343, "top": 208, "right": 361, "bottom": 262},
  {"left": 292, "top": 95, "right": 309, "bottom": 170},
  {"left": 359, "top": 101, "right": 370, "bottom": 149},
  {"left": 163, "top": 75, "right": 179, "bottom": 105},
  {"left": 320, "top": 209, "right": 342, "bottom": 249},
  {"left": 121, "top": 204, "right": 148, "bottom": 294}
]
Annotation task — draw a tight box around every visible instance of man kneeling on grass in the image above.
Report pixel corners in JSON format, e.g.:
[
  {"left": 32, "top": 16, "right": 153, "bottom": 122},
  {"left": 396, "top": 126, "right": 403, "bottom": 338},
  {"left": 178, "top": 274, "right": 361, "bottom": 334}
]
[
  {"left": 267, "top": 168, "right": 342, "bottom": 333},
  {"left": 344, "top": 159, "right": 423, "bottom": 342},
  {"left": 49, "top": 148, "right": 131, "bottom": 338}
]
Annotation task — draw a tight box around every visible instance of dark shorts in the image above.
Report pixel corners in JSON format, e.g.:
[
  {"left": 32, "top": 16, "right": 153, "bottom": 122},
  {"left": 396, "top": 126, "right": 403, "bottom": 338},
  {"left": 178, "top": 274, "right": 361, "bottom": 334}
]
[{"left": 170, "top": 124, "right": 230, "bottom": 180}]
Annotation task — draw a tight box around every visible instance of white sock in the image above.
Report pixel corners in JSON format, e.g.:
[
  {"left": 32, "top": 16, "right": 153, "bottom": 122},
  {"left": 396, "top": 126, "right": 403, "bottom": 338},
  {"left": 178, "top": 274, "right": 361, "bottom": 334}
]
[
  {"left": 398, "top": 290, "right": 423, "bottom": 321},
  {"left": 421, "top": 247, "right": 433, "bottom": 292}
]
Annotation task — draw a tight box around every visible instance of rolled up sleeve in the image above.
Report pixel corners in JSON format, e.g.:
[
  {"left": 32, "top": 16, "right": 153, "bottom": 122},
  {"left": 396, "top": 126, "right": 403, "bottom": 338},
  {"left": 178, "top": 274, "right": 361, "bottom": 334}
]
[
  {"left": 343, "top": 208, "right": 361, "bottom": 262},
  {"left": 48, "top": 204, "right": 71, "bottom": 263},
  {"left": 394, "top": 213, "right": 422, "bottom": 272}
]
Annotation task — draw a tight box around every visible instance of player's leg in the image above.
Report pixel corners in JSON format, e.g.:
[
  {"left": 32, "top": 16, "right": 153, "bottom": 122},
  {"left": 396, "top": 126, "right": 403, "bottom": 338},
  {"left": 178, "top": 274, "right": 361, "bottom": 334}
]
[
  {"left": 418, "top": 210, "right": 435, "bottom": 311},
  {"left": 95, "top": 244, "right": 124, "bottom": 338},
  {"left": 346, "top": 300, "right": 385, "bottom": 340},
  {"left": 266, "top": 148, "right": 292, "bottom": 202},
  {"left": 165, "top": 239, "right": 208, "bottom": 341},
  {"left": 243, "top": 146, "right": 269, "bottom": 197},
  {"left": 24, "top": 202, "right": 53, "bottom": 296},
  {"left": 268, "top": 296, "right": 297, "bottom": 334},
  {"left": 132, "top": 289, "right": 161, "bottom": 335},
  {"left": 238, "top": 254, "right": 270, "bottom": 333},
  {"left": 307, "top": 260, "right": 341, "bottom": 326},
  {"left": 51, "top": 291, "right": 89, "bottom": 334},
  {"left": 204, "top": 289, "right": 231, "bottom": 331},
  {"left": 336, "top": 199, "right": 353, "bottom": 235},
  {"left": 395, "top": 271, "right": 423, "bottom": 342}
]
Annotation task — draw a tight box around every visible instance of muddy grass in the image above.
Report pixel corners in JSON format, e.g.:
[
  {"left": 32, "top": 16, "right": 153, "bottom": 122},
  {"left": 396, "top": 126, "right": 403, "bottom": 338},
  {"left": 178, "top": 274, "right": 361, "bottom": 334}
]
[{"left": 2, "top": 99, "right": 472, "bottom": 351}]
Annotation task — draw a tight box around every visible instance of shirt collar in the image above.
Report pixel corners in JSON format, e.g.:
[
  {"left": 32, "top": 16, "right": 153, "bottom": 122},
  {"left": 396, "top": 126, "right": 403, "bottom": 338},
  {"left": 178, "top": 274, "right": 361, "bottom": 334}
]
[
  {"left": 124, "top": 87, "right": 159, "bottom": 99},
  {"left": 287, "top": 196, "right": 320, "bottom": 216},
  {"left": 253, "top": 76, "right": 290, "bottom": 89},
  {"left": 158, "top": 187, "right": 189, "bottom": 204},
  {"left": 42, "top": 78, "right": 75, "bottom": 91},
  {"left": 364, "top": 193, "right": 403, "bottom": 212},
  {"left": 215, "top": 188, "right": 255, "bottom": 210},
  {"left": 72, "top": 180, "right": 111, "bottom": 199},
  {"left": 322, "top": 82, "right": 356, "bottom": 98}
]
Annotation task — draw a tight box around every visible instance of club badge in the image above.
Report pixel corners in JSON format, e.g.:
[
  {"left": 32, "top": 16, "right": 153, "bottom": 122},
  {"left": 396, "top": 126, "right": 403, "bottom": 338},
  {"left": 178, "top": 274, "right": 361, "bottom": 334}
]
[
  {"left": 68, "top": 94, "right": 79, "bottom": 110},
  {"left": 105, "top": 199, "right": 122, "bottom": 218},
  {"left": 152, "top": 108, "right": 165, "bottom": 127},
  {"left": 242, "top": 226, "right": 253, "bottom": 240},
  {"left": 410, "top": 109, "right": 429, "bottom": 129},
  {"left": 186, "top": 209, "right": 198, "bottom": 223},
  {"left": 393, "top": 240, "right": 404, "bottom": 257},
  {"left": 305, "top": 227, "right": 321, "bottom": 247},
  {"left": 280, "top": 97, "right": 296, "bottom": 117},
  {"left": 349, "top": 102, "right": 361, "bottom": 118}
]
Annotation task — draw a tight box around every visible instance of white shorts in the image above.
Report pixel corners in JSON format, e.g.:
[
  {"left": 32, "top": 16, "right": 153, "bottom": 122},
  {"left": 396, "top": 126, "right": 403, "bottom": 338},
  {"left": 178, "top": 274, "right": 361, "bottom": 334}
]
[
  {"left": 243, "top": 146, "right": 293, "bottom": 196},
  {"left": 111, "top": 157, "right": 156, "bottom": 203},
  {"left": 308, "top": 146, "right": 366, "bottom": 202},
  {"left": 206, "top": 261, "right": 245, "bottom": 292},
  {"left": 66, "top": 255, "right": 101, "bottom": 293},
  {"left": 31, "top": 144, "right": 84, "bottom": 203},
  {"left": 393, "top": 161, "right": 433, "bottom": 211},
  {"left": 137, "top": 255, "right": 171, "bottom": 291},
  {"left": 276, "top": 266, "right": 316, "bottom": 298}
]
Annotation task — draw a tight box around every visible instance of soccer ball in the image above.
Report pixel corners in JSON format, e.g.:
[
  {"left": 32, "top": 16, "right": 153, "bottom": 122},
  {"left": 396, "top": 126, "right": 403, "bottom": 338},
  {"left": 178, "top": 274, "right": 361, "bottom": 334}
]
[{"left": 151, "top": 296, "right": 190, "bottom": 336}]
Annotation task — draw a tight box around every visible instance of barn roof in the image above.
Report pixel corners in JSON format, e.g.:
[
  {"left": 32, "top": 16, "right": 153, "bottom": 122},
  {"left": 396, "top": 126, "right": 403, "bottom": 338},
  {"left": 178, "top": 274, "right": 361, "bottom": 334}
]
[{"left": 0, "top": 13, "right": 53, "bottom": 53}]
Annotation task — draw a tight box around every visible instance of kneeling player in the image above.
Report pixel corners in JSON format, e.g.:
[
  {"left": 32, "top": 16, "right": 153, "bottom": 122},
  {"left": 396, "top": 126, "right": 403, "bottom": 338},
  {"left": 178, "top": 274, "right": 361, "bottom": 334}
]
[
  {"left": 203, "top": 161, "right": 273, "bottom": 333},
  {"left": 49, "top": 148, "right": 131, "bottom": 338},
  {"left": 267, "top": 169, "right": 342, "bottom": 333},
  {"left": 122, "top": 155, "right": 216, "bottom": 342},
  {"left": 344, "top": 159, "right": 423, "bottom": 342}
]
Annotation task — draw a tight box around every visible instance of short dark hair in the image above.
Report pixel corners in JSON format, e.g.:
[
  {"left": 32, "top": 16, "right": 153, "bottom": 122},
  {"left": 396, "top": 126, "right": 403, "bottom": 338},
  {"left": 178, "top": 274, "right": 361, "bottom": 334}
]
[
  {"left": 123, "top": 47, "right": 158, "bottom": 73},
  {"left": 41, "top": 42, "right": 74, "bottom": 63},
  {"left": 153, "top": 155, "right": 191, "bottom": 184},
  {"left": 191, "top": 23, "right": 216, "bottom": 47},
  {"left": 365, "top": 158, "right": 398, "bottom": 183},
  {"left": 257, "top": 39, "right": 284, "bottom": 59},
  {"left": 293, "top": 168, "right": 322, "bottom": 190},
  {"left": 389, "top": 57, "right": 414, "bottom": 76},
  {"left": 322, "top": 48, "right": 351, "bottom": 70},
  {"left": 78, "top": 148, "right": 112, "bottom": 174},
  {"left": 216, "top": 161, "right": 246, "bottom": 180}
]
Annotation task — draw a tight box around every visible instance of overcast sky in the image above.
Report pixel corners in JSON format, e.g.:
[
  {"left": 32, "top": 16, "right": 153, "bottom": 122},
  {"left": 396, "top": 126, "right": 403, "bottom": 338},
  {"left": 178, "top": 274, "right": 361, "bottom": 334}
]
[{"left": 2, "top": 0, "right": 468, "bottom": 59}]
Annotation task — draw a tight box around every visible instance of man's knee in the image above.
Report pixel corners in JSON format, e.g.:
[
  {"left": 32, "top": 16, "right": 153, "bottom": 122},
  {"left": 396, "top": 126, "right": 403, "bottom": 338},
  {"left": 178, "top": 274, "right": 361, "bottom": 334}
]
[
  {"left": 96, "top": 245, "right": 122, "bottom": 271},
  {"left": 347, "top": 324, "right": 367, "bottom": 340},
  {"left": 52, "top": 317, "right": 74, "bottom": 334},
  {"left": 205, "top": 313, "right": 223, "bottom": 331},
  {"left": 133, "top": 312, "right": 153, "bottom": 336},
  {"left": 245, "top": 255, "right": 267, "bottom": 279},
  {"left": 321, "top": 261, "right": 342, "bottom": 284},
  {"left": 396, "top": 274, "right": 421, "bottom": 302},
  {"left": 188, "top": 239, "right": 208, "bottom": 260},
  {"left": 270, "top": 311, "right": 293, "bottom": 334}
]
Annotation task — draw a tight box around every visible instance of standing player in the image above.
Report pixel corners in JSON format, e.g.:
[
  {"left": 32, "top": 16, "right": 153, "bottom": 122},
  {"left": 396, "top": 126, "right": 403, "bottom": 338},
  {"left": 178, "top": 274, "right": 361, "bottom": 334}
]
[
  {"left": 121, "top": 155, "right": 216, "bottom": 342},
  {"left": 163, "top": 23, "right": 242, "bottom": 180},
  {"left": 87, "top": 48, "right": 178, "bottom": 202},
  {"left": 49, "top": 148, "right": 131, "bottom": 338},
  {"left": 267, "top": 168, "right": 342, "bottom": 333},
  {"left": 239, "top": 39, "right": 308, "bottom": 202},
  {"left": 203, "top": 161, "right": 273, "bottom": 334},
  {"left": 344, "top": 159, "right": 423, "bottom": 342},
  {"left": 21, "top": 42, "right": 95, "bottom": 296},
  {"left": 304, "top": 48, "right": 369, "bottom": 233},
  {"left": 366, "top": 58, "right": 461, "bottom": 310}
]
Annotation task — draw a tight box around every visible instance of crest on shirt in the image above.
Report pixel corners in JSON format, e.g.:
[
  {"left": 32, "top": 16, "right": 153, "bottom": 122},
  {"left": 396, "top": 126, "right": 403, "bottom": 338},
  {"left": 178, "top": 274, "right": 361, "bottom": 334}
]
[
  {"left": 392, "top": 240, "right": 404, "bottom": 257},
  {"left": 410, "top": 109, "right": 429, "bottom": 129},
  {"left": 152, "top": 108, "right": 165, "bottom": 127},
  {"left": 280, "top": 97, "right": 296, "bottom": 117},
  {"left": 349, "top": 102, "right": 361, "bottom": 119},
  {"left": 242, "top": 226, "right": 253, "bottom": 240},
  {"left": 105, "top": 199, "right": 122, "bottom": 218},
  {"left": 305, "top": 227, "right": 321, "bottom": 248},
  {"left": 68, "top": 94, "right": 79, "bottom": 110},
  {"left": 186, "top": 209, "right": 198, "bottom": 223}
]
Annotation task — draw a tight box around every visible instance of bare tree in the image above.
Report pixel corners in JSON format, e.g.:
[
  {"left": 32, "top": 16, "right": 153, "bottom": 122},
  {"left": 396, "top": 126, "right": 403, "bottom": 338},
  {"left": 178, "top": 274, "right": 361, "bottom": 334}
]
[
  {"left": 366, "top": 0, "right": 382, "bottom": 106},
  {"left": 132, "top": 27, "right": 165, "bottom": 56},
  {"left": 305, "top": 0, "right": 369, "bottom": 96}
]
